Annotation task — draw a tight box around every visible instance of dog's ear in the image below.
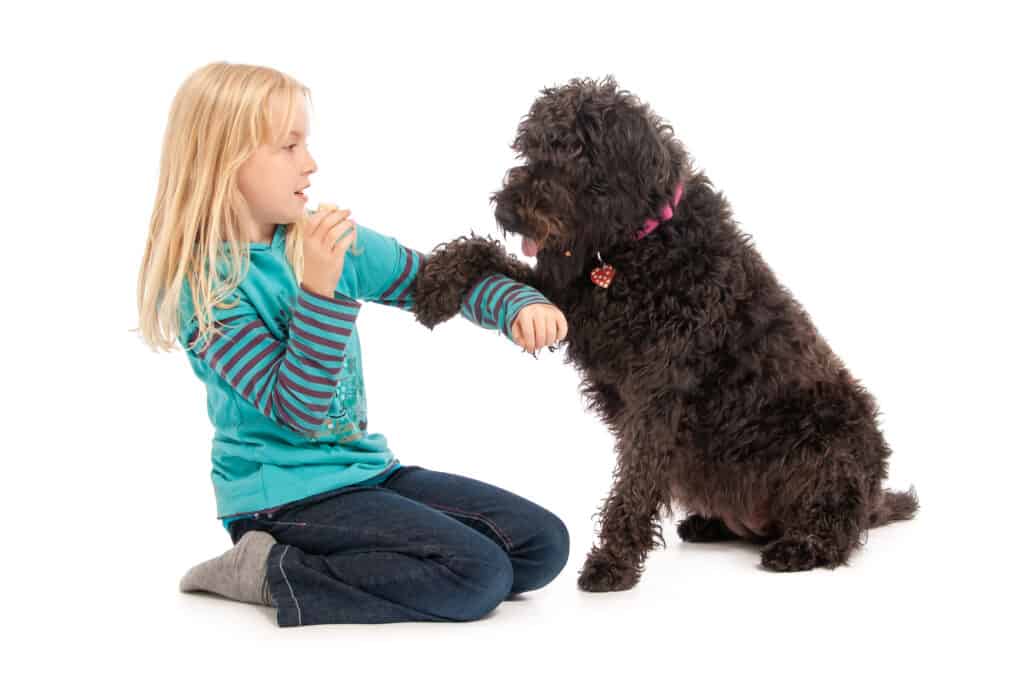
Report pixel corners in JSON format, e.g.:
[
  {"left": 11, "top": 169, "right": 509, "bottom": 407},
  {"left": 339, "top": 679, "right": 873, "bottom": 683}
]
[
  {"left": 576, "top": 79, "right": 690, "bottom": 230},
  {"left": 513, "top": 77, "right": 620, "bottom": 163},
  {"left": 512, "top": 99, "right": 582, "bottom": 163}
]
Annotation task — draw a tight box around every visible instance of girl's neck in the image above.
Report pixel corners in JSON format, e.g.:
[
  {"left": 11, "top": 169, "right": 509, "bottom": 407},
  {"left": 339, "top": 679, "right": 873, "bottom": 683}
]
[
  {"left": 251, "top": 224, "right": 276, "bottom": 245},
  {"left": 238, "top": 210, "right": 277, "bottom": 245}
]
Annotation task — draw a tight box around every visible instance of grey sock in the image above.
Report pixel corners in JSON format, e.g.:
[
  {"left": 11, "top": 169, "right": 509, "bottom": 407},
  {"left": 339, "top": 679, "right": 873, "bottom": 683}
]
[{"left": 179, "top": 530, "right": 276, "bottom": 606}]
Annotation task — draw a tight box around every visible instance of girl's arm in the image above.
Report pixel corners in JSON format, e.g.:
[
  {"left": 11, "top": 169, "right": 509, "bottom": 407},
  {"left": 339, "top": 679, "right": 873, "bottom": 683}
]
[
  {"left": 458, "top": 272, "right": 551, "bottom": 340},
  {"left": 343, "top": 225, "right": 549, "bottom": 342},
  {"left": 181, "top": 284, "right": 360, "bottom": 437}
]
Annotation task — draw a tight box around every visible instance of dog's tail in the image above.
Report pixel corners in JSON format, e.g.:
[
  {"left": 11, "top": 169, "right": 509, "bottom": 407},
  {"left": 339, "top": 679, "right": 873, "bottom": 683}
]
[{"left": 867, "top": 486, "right": 919, "bottom": 528}]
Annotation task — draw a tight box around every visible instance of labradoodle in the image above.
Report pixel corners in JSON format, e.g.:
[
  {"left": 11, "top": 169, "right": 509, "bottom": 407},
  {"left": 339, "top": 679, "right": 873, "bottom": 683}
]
[{"left": 411, "top": 77, "right": 918, "bottom": 591}]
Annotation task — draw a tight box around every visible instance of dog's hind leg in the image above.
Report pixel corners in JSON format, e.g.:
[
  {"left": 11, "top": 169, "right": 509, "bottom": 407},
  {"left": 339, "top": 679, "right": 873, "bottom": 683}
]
[
  {"left": 677, "top": 514, "right": 742, "bottom": 543},
  {"left": 759, "top": 461, "right": 870, "bottom": 573}
]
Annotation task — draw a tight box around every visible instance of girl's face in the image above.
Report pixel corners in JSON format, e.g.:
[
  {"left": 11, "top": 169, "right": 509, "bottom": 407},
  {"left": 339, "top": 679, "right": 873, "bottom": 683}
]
[{"left": 236, "top": 97, "right": 317, "bottom": 237}]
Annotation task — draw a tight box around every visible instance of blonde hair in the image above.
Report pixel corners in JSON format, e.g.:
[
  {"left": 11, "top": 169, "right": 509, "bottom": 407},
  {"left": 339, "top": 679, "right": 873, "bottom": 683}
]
[{"left": 134, "top": 61, "right": 314, "bottom": 353}]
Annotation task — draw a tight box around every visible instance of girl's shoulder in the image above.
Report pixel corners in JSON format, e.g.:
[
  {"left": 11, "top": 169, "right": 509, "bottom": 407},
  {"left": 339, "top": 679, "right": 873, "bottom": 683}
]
[{"left": 175, "top": 265, "right": 257, "bottom": 350}]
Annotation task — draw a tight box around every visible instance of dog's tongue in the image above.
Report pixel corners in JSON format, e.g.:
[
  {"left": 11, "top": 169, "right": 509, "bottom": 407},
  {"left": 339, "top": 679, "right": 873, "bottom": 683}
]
[{"left": 522, "top": 236, "right": 539, "bottom": 257}]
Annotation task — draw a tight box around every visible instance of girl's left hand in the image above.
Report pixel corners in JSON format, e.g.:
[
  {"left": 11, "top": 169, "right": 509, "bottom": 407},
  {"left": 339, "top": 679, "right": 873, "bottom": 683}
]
[{"left": 511, "top": 303, "right": 568, "bottom": 354}]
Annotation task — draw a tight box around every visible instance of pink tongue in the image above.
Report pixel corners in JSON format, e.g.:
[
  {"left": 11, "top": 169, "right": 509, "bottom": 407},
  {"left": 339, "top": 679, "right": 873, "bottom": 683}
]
[{"left": 522, "top": 236, "right": 539, "bottom": 257}]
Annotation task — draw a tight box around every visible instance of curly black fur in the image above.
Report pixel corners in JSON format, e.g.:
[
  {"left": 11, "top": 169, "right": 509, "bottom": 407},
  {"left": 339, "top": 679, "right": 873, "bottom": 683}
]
[
  {"left": 410, "top": 233, "right": 538, "bottom": 329},
  {"left": 480, "top": 76, "right": 920, "bottom": 590}
]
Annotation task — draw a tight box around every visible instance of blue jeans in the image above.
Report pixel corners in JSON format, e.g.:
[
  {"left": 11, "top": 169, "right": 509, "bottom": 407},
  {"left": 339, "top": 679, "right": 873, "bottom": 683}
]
[{"left": 228, "top": 465, "right": 570, "bottom": 626}]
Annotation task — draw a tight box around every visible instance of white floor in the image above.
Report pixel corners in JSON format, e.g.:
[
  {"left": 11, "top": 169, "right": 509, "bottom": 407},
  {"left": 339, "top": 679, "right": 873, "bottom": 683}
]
[{"left": 53, "top": 488, "right": 1008, "bottom": 685}]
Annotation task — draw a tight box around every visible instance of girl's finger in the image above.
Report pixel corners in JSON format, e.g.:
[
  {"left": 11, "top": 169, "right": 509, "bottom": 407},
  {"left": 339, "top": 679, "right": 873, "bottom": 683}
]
[
  {"left": 520, "top": 314, "right": 536, "bottom": 353},
  {"left": 309, "top": 204, "right": 337, "bottom": 237},
  {"left": 305, "top": 210, "right": 325, "bottom": 238},
  {"left": 324, "top": 209, "right": 350, "bottom": 232},
  {"left": 517, "top": 319, "right": 531, "bottom": 352},
  {"left": 335, "top": 222, "right": 357, "bottom": 253},
  {"left": 555, "top": 312, "right": 568, "bottom": 341},
  {"left": 326, "top": 219, "right": 356, "bottom": 252},
  {"left": 311, "top": 207, "right": 350, "bottom": 238},
  {"left": 322, "top": 220, "right": 342, "bottom": 249},
  {"left": 531, "top": 313, "right": 543, "bottom": 352},
  {"left": 545, "top": 315, "right": 557, "bottom": 347}
]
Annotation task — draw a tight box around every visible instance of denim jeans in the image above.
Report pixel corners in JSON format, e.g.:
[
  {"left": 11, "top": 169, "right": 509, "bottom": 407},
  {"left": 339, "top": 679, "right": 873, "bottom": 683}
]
[{"left": 228, "top": 465, "right": 571, "bottom": 626}]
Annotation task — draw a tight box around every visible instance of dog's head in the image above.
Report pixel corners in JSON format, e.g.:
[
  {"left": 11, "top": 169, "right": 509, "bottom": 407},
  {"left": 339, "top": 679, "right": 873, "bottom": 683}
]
[{"left": 492, "top": 76, "right": 690, "bottom": 290}]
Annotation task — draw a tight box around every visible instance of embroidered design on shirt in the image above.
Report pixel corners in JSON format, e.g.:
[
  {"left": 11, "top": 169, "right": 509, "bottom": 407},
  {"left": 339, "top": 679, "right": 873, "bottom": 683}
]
[{"left": 311, "top": 331, "right": 368, "bottom": 444}]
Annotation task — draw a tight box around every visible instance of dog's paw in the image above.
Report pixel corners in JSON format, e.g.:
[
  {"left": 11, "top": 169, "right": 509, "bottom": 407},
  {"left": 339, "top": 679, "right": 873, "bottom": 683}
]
[
  {"left": 760, "top": 536, "right": 831, "bottom": 572},
  {"left": 578, "top": 549, "right": 640, "bottom": 592}
]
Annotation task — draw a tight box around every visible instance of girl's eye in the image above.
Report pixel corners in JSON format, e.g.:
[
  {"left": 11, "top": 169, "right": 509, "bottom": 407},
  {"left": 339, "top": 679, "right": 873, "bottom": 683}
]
[{"left": 286, "top": 144, "right": 297, "bottom": 151}]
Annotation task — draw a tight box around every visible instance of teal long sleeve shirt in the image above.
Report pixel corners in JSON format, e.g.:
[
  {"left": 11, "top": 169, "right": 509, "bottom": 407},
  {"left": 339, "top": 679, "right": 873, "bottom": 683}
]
[{"left": 177, "top": 223, "right": 549, "bottom": 527}]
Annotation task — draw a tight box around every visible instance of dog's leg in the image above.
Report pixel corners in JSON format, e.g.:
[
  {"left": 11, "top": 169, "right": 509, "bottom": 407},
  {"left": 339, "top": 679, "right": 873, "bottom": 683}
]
[
  {"left": 677, "top": 514, "right": 742, "bottom": 543},
  {"left": 578, "top": 423, "right": 670, "bottom": 592},
  {"left": 760, "top": 463, "right": 869, "bottom": 572},
  {"left": 578, "top": 468, "right": 663, "bottom": 592}
]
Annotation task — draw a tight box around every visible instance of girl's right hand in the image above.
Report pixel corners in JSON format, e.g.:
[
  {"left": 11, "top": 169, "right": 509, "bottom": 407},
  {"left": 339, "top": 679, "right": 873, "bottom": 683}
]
[{"left": 301, "top": 205, "right": 358, "bottom": 297}]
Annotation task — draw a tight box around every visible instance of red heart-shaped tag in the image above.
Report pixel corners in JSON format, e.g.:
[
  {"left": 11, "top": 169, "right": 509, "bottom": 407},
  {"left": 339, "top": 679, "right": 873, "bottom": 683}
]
[{"left": 590, "top": 264, "right": 616, "bottom": 288}]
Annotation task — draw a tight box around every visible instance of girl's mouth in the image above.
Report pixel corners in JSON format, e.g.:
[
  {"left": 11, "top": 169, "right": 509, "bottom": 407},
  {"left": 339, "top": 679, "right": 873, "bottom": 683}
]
[{"left": 295, "top": 191, "right": 308, "bottom": 201}]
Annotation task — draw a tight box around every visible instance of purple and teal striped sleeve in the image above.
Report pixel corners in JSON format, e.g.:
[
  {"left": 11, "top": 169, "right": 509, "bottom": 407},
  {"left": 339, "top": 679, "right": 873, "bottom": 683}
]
[
  {"left": 370, "top": 244, "right": 426, "bottom": 312},
  {"left": 187, "top": 284, "right": 361, "bottom": 436},
  {"left": 460, "top": 273, "right": 551, "bottom": 339},
  {"left": 369, "top": 242, "right": 552, "bottom": 340}
]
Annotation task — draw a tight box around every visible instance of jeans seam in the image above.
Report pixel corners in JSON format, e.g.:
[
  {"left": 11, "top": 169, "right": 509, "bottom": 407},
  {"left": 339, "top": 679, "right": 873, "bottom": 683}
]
[
  {"left": 278, "top": 545, "right": 302, "bottom": 626},
  {"left": 422, "top": 503, "right": 514, "bottom": 552}
]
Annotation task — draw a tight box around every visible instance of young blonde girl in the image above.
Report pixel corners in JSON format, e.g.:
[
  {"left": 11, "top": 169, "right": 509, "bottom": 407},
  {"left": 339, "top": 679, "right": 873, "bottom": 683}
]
[{"left": 136, "top": 61, "right": 570, "bottom": 627}]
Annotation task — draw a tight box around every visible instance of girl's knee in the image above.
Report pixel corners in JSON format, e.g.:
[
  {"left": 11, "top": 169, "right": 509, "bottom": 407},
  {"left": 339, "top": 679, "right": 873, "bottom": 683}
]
[
  {"left": 442, "top": 543, "right": 514, "bottom": 621},
  {"left": 512, "top": 512, "right": 571, "bottom": 594}
]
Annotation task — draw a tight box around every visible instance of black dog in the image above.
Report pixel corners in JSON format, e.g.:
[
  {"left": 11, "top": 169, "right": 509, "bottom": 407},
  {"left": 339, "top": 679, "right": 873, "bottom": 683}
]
[{"left": 412, "top": 77, "right": 918, "bottom": 591}]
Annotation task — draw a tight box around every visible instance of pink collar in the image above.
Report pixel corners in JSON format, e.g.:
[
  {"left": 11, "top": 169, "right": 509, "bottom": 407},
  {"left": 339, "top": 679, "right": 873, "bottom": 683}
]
[{"left": 634, "top": 181, "right": 685, "bottom": 240}]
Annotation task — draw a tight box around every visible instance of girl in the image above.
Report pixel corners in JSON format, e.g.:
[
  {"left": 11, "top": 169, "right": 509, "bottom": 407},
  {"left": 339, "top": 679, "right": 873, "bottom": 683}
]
[{"left": 136, "top": 61, "right": 571, "bottom": 627}]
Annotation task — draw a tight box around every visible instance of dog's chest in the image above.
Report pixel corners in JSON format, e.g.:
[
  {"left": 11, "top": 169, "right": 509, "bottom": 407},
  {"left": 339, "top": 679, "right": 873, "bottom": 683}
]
[
  {"left": 562, "top": 300, "right": 630, "bottom": 373},
  {"left": 560, "top": 279, "right": 680, "bottom": 372}
]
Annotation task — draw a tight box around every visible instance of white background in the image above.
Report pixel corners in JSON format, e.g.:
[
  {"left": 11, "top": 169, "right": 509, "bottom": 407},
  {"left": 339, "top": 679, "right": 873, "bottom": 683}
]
[{"left": 4, "top": 0, "right": 1021, "bottom": 683}]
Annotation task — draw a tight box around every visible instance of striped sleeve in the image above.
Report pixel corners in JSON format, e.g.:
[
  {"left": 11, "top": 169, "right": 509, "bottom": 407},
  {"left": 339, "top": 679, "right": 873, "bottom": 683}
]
[
  {"left": 460, "top": 274, "right": 551, "bottom": 340},
  {"left": 370, "top": 243, "right": 426, "bottom": 311},
  {"left": 366, "top": 236, "right": 551, "bottom": 341},
  {"left": 186, "top": 284, "right": 361, "bottom": 436}
]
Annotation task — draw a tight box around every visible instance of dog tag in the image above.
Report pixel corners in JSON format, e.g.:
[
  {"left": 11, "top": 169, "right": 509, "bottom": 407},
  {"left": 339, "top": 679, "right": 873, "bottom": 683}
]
[{"left": 590, "top": 264, "right": 616, "bottom": 288}]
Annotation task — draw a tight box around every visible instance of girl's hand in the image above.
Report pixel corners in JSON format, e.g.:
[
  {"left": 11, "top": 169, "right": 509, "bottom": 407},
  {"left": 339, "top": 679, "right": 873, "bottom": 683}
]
[
  {"left": 300, "top": 204, "right": 358, "bottom": 297},
  {"left": 511, "top": 303, "right": 568, "bottom": 354}
]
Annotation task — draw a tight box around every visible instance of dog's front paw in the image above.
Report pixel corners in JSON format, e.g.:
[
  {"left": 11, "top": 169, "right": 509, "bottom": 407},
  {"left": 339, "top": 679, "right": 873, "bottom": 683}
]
[{"left": 578, "top": 549, "right": 640, "bottom": 592}]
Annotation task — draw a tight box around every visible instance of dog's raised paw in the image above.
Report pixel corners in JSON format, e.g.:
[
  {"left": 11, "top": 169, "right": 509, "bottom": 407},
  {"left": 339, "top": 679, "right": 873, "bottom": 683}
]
[{"left": 578, "top": 550, "right": 639, "bottom": 592}]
